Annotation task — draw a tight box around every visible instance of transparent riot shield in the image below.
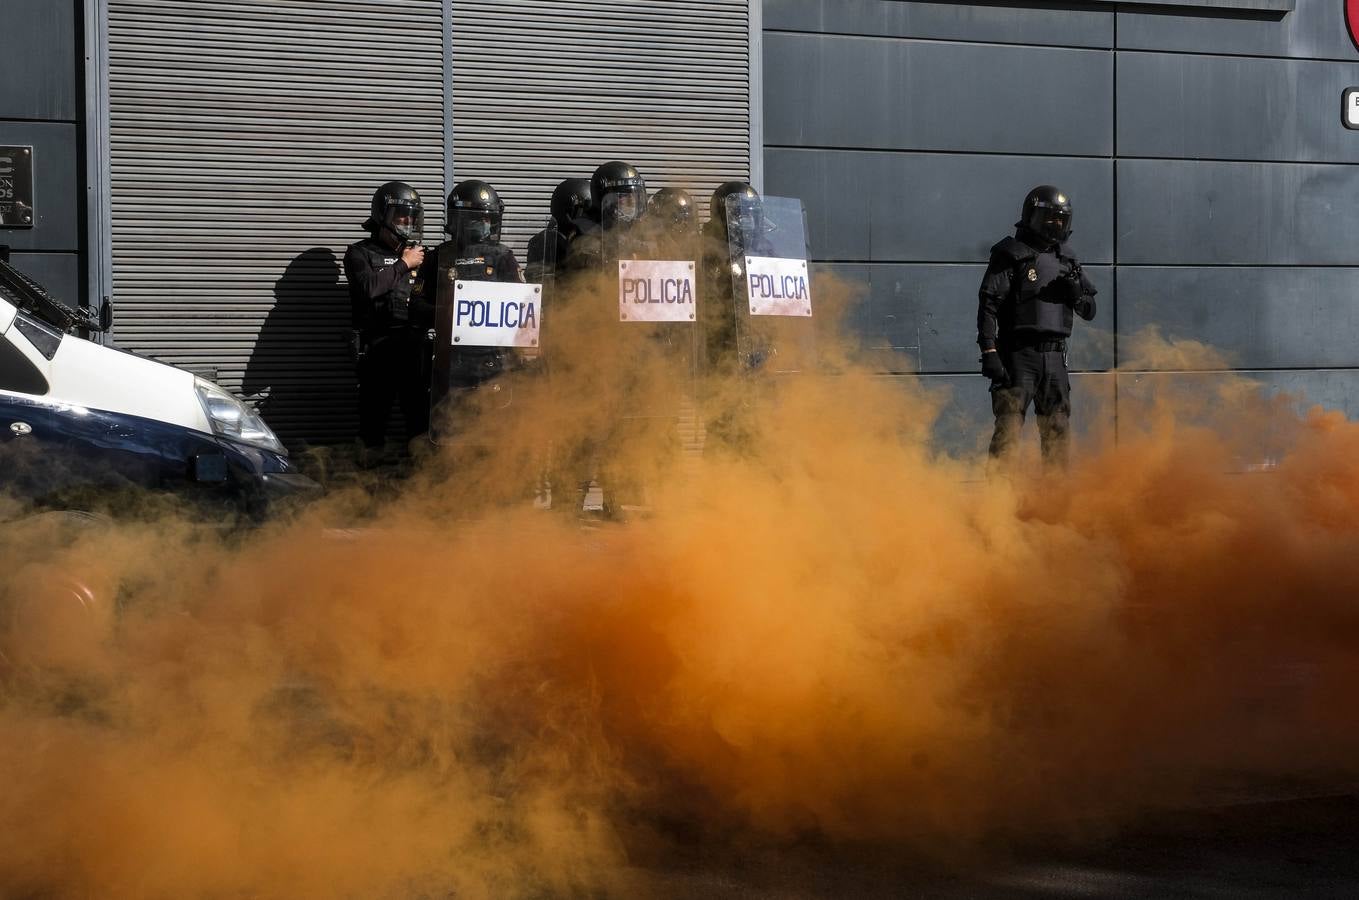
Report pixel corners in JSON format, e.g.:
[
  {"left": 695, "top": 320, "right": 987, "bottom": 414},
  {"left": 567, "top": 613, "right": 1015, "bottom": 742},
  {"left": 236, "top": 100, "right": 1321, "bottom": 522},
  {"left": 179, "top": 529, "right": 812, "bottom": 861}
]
[
  {"left": 429, "top": 216, "right": 555, "bottom": 444},
  {"left": 723, "top": 194, "right": 815, "bottom": 375},
  {"left": 608, "top": 219, "right": 701, "bottom": 403},
  {"left": 593, "top": 216, "right": 702, "bottom": 511}
]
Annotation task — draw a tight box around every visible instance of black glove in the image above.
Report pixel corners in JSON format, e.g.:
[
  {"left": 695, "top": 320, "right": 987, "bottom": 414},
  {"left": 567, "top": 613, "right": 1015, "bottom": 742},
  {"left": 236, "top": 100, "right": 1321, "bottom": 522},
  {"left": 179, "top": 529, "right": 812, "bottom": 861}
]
[
  {"left": 1061, "top": 261, "right": 1086, "bottom": 307},
  {"left": 980, "top": 351, "right": 1007, "bottom": 384}
]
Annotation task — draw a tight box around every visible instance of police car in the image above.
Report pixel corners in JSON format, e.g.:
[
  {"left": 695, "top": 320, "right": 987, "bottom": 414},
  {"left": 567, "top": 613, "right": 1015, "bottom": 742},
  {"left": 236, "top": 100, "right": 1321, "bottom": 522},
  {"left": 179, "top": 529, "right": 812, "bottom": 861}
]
[{"left": 0, "top": 251, "right": 318, "bottom": 519}]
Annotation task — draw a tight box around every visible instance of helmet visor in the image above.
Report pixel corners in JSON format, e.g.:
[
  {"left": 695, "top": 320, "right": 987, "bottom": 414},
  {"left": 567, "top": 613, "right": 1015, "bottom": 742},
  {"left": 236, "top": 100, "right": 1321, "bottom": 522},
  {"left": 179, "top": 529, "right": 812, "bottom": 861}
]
[
  {"left": 381, "top": 199, "right": 424, "bottom": 245},
  {"left": 452, "top": 208, "right": 502, "bottom": 246},
  {"left": 652, "top": 197, "right": 694, "bottom": 231},
  {"left": 602, "top": 186, "right": 646, "bottom": 229},
  {"left": 1026, "top": 204, "right": 1071, "bottom": 243}
]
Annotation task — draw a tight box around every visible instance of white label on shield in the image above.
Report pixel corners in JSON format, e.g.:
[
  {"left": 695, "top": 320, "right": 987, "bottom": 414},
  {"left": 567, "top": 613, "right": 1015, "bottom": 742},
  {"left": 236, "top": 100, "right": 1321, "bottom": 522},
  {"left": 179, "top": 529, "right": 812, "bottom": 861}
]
[
  {"left": 618, "top": 260, "right": 697, "bottom": 322},
  {"left": 451, "top": 280, "right": 542, "bottom": 348},
  {"left": 745, "top": 256, "right": 812, "bottom": 317}
]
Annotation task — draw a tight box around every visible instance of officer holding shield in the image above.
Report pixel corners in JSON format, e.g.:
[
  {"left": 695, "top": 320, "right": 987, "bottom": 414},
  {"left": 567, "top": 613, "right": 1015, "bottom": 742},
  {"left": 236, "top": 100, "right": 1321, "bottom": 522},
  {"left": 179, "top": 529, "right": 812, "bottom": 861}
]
[
  {"left": 344, "top": 181, "right": 430, "bottom": 452},
  {"left": 977, "top": 185, "right": 1097, "bottom": 467},
  {"left": 526, "top": 178, "right": 590, "bottom": 283},
  {"left": 644, "top": 187, "right": 696, "bottom": 258},
  {"left": 420, "top": 179, "right": 523, "bottom": 439},
  {"left": 566, "top": 160, "right": 647, "bottom": 271},
  {"left": 699, "top": 181, "right": 770, "bottom": 372}
]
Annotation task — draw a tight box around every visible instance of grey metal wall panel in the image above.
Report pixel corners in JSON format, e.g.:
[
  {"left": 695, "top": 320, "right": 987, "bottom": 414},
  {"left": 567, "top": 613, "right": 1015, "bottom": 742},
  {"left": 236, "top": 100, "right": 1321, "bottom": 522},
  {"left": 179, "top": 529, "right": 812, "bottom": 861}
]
[
  {"left": 1118, "top": 0, "right": 1354, "bottom": 61},
  {"left": 8, "top": 253, "right": 81, "bottom": 312},
  {"left": 767, "top": 0, "right": 1359, "bottom": 457},
  {"left": 919, "top": 373, "right": 1117, "bottom": 458},
  {"left": 450, "top": 0, "right": 750, "bottom": 256},
  {"left": 826, "top": 262, "right": 1115, "bottom": 374},
  {"left": 107, "top": 0, "right": 445, "bottom": 443},
  {"left": 0, "top": 122, "right": 80, "bottom": 252},
  {"left": 1115, "top": 369, "right": 1358, "bottom": 472},
  {"left": 765, "top": 33, "right": 1112, "bottom": 155},
  {"left": 767, "top": 148, "right": 1113, "bottom": 263},
  {"left": 1119, "top": 51, "right": 1359, "bottom": 163},
  {"left": 764, "top": 0, "right": 1114, "bottom": 48},
  {"left": 1118, "top": 267, "right": 1359, "bottom": 369},
  {"left": 1119, "top": 370, "right": 1359, "bottom": 421},
  {"left": 0, "top": 0, "right": 78, "bottom": 121},
  {"left": 1118, "top": 159, "right": 1359, "bottom": 264}
]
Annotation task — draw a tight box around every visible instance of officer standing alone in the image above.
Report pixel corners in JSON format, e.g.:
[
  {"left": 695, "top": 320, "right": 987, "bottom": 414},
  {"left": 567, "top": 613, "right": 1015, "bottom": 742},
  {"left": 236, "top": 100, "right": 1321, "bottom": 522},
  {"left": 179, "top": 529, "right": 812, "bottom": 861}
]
[
  {"left": 977, "top": 185, "right": 1097, "bottom": 467},
  {"left": 344, "top": 181, "right": 430, "bottom": 455}
]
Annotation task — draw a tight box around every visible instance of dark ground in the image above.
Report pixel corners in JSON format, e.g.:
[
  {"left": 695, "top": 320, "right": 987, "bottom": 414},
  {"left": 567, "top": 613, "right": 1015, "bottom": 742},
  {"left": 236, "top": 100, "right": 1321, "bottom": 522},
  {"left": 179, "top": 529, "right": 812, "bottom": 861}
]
[{"left": 635, "top": 794, "right": 1359, "bottom": 899}]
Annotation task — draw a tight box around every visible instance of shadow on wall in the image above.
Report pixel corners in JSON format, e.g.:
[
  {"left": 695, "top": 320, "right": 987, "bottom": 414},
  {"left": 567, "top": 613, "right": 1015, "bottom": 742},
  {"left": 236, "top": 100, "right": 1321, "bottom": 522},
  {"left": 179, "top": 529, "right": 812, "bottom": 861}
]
[{"left": 241, "top": 248, "right": 355, "bottom": 447}]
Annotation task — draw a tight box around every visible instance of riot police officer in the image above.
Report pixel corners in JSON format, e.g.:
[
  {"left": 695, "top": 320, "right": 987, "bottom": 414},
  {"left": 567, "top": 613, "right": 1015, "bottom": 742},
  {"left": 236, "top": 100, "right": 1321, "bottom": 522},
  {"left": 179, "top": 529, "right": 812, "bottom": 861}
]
[
  {"left": 344, "top": 181, "right": 430, "bottom": 452},
  {"left": 648, "top": 187, "right": 694, "bottom": 229},
  {"left": 699, "top": 181, "right": 768, "bottom": 371},
  {"left": 977, "top": 185, "right": 1097, "bottom": 467},
  {"left": 526, "top": 177, "right": 590, "bottom": 282},
  {"left": 420, "top": 179, "right": 522, "bottom": 439},
  {"left": 700, "top": 180, "right": 760, "bottom": 250},
  {"left": 566, "top": 160, "right": 647, "bottom": 270},
  {"left": 644, "top": 187, "right": 696, "bottom": 258}
]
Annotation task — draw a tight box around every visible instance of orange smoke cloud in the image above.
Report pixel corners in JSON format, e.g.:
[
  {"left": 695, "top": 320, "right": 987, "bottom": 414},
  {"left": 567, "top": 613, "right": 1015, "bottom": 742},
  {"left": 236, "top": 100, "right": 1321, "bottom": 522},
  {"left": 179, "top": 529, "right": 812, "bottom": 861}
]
[{"left": 4, "top": 271, "right": 1359, "bottom": 897}]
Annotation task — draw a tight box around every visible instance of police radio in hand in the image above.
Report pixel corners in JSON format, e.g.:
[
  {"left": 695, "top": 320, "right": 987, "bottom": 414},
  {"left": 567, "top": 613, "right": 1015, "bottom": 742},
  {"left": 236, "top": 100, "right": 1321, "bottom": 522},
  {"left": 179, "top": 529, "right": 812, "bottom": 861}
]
[
  {"left": 401, "top": 242, "right": 426, "bottom": 274},
  {"left": 1062, "top": 259, "right": 1085, "bottom": 306}
]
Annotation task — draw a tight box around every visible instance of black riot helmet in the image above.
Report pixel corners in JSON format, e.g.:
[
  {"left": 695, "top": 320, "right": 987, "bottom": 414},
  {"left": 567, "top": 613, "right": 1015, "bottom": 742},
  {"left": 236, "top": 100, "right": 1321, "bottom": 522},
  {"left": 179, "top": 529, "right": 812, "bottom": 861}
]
[
  {"left": 365, "top": 181, "right": 425, "bottom": 249},
  {"left": 446, "top": 178, "right": 505, "bottom": 248},
  {"left": 591, "top": 160, "right": 647, "bottom": 230},
  {"left": 550, "top": 178, "right": 592, "bottom": 231},
  {"left": 708, "top": 181, "right": 760, "bottom": 234},
  {"left": 1018, "top": 185, "right": 1073, "bottom": 245},
  {"left": 648, "top": 187, "right": 695, "bottom": 233}
]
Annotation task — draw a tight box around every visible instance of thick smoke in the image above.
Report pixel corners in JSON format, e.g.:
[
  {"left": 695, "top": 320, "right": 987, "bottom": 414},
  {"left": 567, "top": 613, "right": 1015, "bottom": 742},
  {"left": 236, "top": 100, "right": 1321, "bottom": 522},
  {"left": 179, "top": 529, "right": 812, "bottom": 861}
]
[{"left": 4, "top": 270, "right": 1359, "bottom": 898}]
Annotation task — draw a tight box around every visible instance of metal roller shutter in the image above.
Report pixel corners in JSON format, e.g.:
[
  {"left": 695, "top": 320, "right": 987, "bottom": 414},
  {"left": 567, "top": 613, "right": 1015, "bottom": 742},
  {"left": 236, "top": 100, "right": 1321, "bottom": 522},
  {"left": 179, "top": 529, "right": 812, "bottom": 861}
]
[
  {"left": 450, "top": 0, "right": 752, "bottom": 255},
  {"left": 107, "top": 0, "right": 445, "bottom": 444}
]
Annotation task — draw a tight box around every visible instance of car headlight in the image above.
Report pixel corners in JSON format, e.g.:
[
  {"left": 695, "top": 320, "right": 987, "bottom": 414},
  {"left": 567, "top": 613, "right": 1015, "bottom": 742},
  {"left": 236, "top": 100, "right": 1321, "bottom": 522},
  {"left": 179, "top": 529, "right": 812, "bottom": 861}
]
[{"left": 194, "top": 378, "right": 286, "bottom": 454}]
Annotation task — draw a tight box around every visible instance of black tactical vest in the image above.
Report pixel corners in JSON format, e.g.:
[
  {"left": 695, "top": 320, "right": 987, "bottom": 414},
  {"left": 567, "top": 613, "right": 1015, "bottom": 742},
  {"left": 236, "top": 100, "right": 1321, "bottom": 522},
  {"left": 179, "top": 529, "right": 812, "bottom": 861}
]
[
  {"left": 347, "top": 237, "right": 417, "bottom": 329},
  {"left": 992, "top": 236, "right": 1074, "bottom": 337}
]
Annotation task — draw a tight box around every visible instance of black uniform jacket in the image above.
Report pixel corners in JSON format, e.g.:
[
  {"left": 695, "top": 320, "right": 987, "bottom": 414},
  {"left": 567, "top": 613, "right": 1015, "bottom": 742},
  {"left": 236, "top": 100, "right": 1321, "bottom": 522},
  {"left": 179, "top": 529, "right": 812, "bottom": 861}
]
[
  {"left": 344, "top": 237, "right": 433, "bottom": 331},
  {"left": 977, "top": 232, "right": 1096, "bottom": 352}
]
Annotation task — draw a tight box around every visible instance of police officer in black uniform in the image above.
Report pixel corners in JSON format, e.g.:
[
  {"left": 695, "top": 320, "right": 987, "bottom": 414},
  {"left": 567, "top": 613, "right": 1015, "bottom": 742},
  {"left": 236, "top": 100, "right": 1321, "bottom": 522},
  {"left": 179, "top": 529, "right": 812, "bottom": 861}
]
[
  {"left": 977, "top": 185, "right": 1097, "bottom": 467},
  {"left": 700, "top": 181, "right": 772, "bottom": 372},
  {"left": 566, "top": 160, "right": 647, "bottom": 270},
  {"left": 644, "top": 186, "right": 696, "bottom": 258},
  {"left": 700, "top": 180, "right": 760, "bottom": 252},
  {"left": 526, "top": 177, "right": 590, "bottom": 283},
  {"left": 344, "top": 181, "right": 430, "bottom": 452},
  {"left": 421, "top": 179, "right": 522, "bottom": 439}
]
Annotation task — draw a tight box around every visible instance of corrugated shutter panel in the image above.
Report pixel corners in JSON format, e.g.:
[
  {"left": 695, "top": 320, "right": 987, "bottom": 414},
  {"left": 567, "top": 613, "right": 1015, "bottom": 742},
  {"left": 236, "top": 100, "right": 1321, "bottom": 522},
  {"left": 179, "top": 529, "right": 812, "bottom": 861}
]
[
  {"left": 107, "top": 0, "right": 445, "bottom": 445},
  {"left": 450, "top": 0, "right": 751, "bottom": 255}
]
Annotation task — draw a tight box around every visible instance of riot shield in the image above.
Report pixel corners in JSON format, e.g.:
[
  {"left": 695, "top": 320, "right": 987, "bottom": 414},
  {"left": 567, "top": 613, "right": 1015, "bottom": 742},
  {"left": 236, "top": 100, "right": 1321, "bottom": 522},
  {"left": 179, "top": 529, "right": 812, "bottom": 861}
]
[
  {"left": 723, "top": 194, "right": 815, "bottom": 375},
  {"left": 429, "top": 216, "right": 555, "bottom": 444},
  {"left": 594, "top": 216, "right": 703, "bottom": 511}
]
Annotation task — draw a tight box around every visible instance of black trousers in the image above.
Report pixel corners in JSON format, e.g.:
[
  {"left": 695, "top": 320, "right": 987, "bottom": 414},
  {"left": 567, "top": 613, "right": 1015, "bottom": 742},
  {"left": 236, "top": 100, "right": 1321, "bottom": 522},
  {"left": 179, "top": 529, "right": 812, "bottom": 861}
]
[
  {"left": 357, "top": 329, "right": 430, "bottom": 449},
  {"left": 988, "top": 342, "right": 1071, "bottom": 466}
]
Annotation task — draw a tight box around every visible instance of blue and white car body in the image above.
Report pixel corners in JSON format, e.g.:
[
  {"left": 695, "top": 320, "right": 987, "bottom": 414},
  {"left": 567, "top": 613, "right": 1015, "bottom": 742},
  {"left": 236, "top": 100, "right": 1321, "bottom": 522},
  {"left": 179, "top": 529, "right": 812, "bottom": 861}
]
[{"left": 0, "top": 266, "right": 318, "bottom": 518}]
